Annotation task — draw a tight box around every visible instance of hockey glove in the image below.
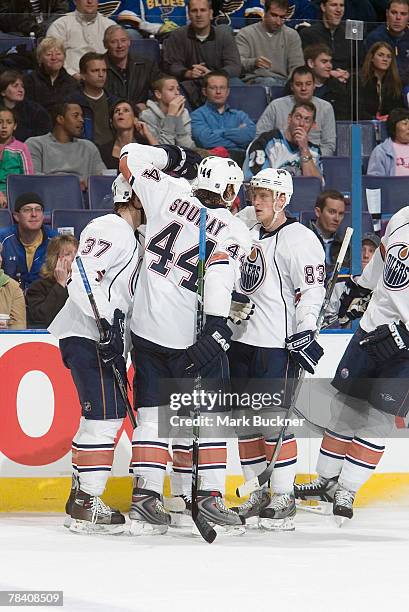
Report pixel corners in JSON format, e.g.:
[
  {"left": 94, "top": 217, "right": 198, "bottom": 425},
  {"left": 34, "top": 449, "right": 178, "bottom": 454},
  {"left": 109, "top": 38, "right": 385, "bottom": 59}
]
[
  {"left": 229, "top": 291, "right": 255, "bottom": 325},
  {"left": 185, "top": 316, "right": 233, "bottom": 374},
  {"left": 97, "top": 309, "right": 125, "bottom": 366},
  {"left": 359, "top": 321, "right": 409, "bottom": 363},
  {"left": 157, "top": 145, "right": 202, "bottom": 180},
  {"left": 286, "top": 330, "right": 324, "bottom": 375},
  {"left": 338, "top": 277, "right": 372, "bottom": 322}
]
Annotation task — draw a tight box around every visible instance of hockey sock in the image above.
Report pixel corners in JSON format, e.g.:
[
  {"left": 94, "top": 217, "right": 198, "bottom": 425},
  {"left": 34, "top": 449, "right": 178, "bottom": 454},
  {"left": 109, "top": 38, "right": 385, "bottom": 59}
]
[
  {"left": 198, "top": 437, "right": 227, "bottom": 494},
  {"left": 171, "top": 438, "right": 192, "bottom": 497},
  {"left": 316, "top": 429, "right": 353, "bottom": 479},
  {"left": 131, "top": 406, "right": 170, "bottom": 495},
  {"left": 265, "top": 433, "right": 297, "bottom": 494},
  {"left": 339, "top": 437, "right": 385, "bottom": 492},
  {"left": 238, "top": 434, "right": 267, "bottom": 481},
  {"left": 75, "top": 417, "right": 123, "bottom": 497}
]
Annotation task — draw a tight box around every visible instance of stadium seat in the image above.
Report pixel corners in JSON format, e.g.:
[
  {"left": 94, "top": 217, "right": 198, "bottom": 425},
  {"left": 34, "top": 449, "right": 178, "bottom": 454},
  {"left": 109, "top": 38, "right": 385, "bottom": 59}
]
[
  {"left": 321, "top": 156, "right": 352, "bottom": 194},
  {"left": 335, "top": 121, "right": 377, "bottom": 157},
  {"left": 130, "top": 39, "right": 161, "bottom": 64},
  {"left": 269, "top": 85, "right": 284, "bottom": 102},
  {"left": 7, "top": 175, "right": 84, "bottom": 215},
  {"left": 88, "top": 175, "right": 115, "bottom": 210},
  {"left": 0, "top": 35, "right": 35, "bottom": 53},
  {"left": 362, "top": 175, "right": 409, "bottom": 216},
  {"left": 288, "top": 176, "right": 322, "bottom": 213},
  {"left": 226, "top": 86, "right": 268, "bottom": 122},
  {"left": 52, "top": 209, "right": 111, "bottom": 239},
  {"left": 0, "top": 209, "right": 12, "bottom": 228}
]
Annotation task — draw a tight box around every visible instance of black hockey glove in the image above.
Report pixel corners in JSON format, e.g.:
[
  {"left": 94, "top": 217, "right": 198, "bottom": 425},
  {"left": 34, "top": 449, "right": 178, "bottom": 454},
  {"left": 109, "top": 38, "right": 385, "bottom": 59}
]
[
  {"left": 229, "top": 291, "right": 255, "bottom": 325},
  {"left": 185, "top": 316, "right": 233, "bottom": 374},
  {"left": 359, "top": 321, "right": 409, "bottom": 363},
  {"left": 286, "top": 330, "right": 324, "bottom": 375},
  {"left": 157, "top": 145, "right": 202, "bottom": 180},
  {"left": 338, "top": 277, "right": 372, "bottom": 323},
  {"left": 97, "top": 309, "right": 125, "bottom": 366}
]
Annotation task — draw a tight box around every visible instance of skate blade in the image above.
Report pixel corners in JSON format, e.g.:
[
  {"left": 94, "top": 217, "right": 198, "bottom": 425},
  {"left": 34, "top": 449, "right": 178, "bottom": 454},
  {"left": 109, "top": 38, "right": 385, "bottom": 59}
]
[
  {"left": 163, "top": 497, "right": 187, "bottom": 513},
  {"left": 63, "top": 515, "right": 72, "bottom": 529},
  {"left": 296, "top": 499, "right": 333, "bottom": 515},
  {"left": 334, "top": 515, "right": 349, "bottom": 527},
  {"left": 258, "top": 516, "right": 295, "bottom": 531},
  {"left": 191, "top": 522, "right": 245, "bottom": 537},
  {"left": 69, "top": 519, "right": 125, "bottom": 535},
  {"left": 129, "top": 519, "right": 168, "bottom": 536}
]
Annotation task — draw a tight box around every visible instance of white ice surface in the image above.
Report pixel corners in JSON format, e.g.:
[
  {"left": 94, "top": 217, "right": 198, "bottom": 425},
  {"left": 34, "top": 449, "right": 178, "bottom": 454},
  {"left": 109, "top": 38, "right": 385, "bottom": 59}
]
[{"left": 1, "top": 508, "right": 408, "bottom": 612}]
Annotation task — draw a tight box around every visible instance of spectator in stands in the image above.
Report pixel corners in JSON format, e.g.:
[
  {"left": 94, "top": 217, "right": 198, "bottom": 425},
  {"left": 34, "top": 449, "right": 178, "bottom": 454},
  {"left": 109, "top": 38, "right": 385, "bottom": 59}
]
[
  {"left": 103, "top": 25, "right": 162, "bottom": 111},
  {"left": 0, "top": 107, "right": 34, "bottom": 208},
  {"left": 244, "top": 101, "right": 322, "bottom": 180},
  {"left": 0, "top": 70, "right": 51, "bottom": 141},
  {"left": 303, "top": 43, "right": 349, "bottom": 120},
  {"left": 359, "top": 42, "right": 403, "bottom": 120},
  {"left": 24, "top": 37, "right": 79, "bottom": 113},
  {"left": 140, "top": 75, "right": 195, "bottom": 148},
  {"left": 300, "top": 0, "right": 352, "bottom": 83},
  {"left": 256, "top": 65, "right": 336, "bottom": 156},
  {"left": 236, "top": 0, "right": 304, "bottom": 87},
  {"left": 0, "top": 192, "right": 57, "bottom": 292},
  {"left": 367, "top": 107, "right": 409, "bottom": 174},
  {"left": 99, "top": 99, "right": 158, "bottom": 170},
  {"left": 0, "top": 0, "right": 68, "bottom": 38},
  {"left": 26, "top": 102, "right": 106, "bottom": 190},
  {"left": 26, "top": 234, "right": 78, "bottom": 328},
  {"left": 363, "top": 0, "right": 409, "bottom": 85},
  {"left": 68, "top": 52, "right": 116, "bottom": 147},
  {"left": 308, "top": 188, "right": 345, "bottom": 267},
  {"left": 0, "top": 242, "right": 26, "bottom": 329},
  {"left": 191, "top": 70, "right": 256, "bottom": 164},
  {"left": 47, "top": 0, "right": 116, "bottom": 79},
  {"left": 162, "top": 0, "right": 242, "bottom": 108},
  {"left": 361, "top": 232, "right": 381, "bottom": 268}
]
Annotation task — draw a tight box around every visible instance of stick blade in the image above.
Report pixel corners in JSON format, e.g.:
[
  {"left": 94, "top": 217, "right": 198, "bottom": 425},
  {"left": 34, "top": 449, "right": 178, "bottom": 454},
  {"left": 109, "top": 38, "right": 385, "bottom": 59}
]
[{"left": 193, "top": 513, "right": 217, "bottom": 543}]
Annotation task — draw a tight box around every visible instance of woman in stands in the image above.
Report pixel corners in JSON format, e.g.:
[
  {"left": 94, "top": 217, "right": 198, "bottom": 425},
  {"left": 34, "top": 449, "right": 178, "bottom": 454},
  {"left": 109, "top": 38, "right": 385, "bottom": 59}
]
[
  {"left": 0, "top": 107, "right": 33, "bottom": 208},
  {"left": 98, "top": 100, "right": 158, "bottom": 170},
  {"left": 23, "top": 36, "right": 78, "bottom": 112},
  {"left": 360, "top": 42, "right": 403, "bottom": 120},
  {"left": 26, "top": 234, "right": 78, "bottom": 328}
]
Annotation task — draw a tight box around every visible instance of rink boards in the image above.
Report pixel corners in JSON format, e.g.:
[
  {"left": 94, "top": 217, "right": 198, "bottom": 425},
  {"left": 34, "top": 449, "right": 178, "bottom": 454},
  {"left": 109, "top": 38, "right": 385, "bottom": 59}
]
[{"left": 1, "top": 331, "right": 409, "bottom": 512}]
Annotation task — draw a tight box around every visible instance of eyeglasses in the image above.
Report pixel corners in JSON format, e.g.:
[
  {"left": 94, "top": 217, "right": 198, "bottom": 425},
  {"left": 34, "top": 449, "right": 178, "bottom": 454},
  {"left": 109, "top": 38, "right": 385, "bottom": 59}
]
[{"left": 19, "top": 206, "right": 43, "bottom": 214}]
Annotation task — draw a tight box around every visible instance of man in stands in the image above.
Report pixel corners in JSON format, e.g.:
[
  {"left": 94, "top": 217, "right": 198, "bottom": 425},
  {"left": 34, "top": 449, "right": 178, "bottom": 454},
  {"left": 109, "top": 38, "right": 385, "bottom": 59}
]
[
  {"left": 309, "top": 189, "right": 346, "bottom": 269},
  {"left": 26, "top": 102, "right": 106, "bottom": 191},
  {"left": 0, "top": 192, "right": 57, "bottom": 292}
]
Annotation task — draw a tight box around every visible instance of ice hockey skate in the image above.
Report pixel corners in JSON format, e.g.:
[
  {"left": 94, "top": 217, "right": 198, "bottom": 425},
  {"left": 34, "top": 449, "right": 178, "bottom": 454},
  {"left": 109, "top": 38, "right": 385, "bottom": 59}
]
[
  {"left": 63, "top": 475, "right": 78, "bottom": 529},
  {"left": 333, "top": 485, "right": 355, "bottom": 526},
  {"left": 258, "top": 492, "right": 296, "bottom": 531},
  {"left": 294, "top": 475, "right": 339, "bottom": 515},
  {"left": 69, "top": 489, "right": 125, "bottom": 535},
  {"left": 194, "top": 490, "right": 245, "bottom": 536},
  {"left": 129, "top": 479, "right": 171, "bottom": 535},
  {"left": 231, "top": 488, "right": 271, "bottom": 523}
]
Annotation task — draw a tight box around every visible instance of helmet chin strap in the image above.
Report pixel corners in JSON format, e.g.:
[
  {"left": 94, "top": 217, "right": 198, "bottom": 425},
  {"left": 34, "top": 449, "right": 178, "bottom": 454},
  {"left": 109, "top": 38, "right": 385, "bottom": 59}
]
[{"left": 266, "top": 192, "right": 287, "bottom": 229}]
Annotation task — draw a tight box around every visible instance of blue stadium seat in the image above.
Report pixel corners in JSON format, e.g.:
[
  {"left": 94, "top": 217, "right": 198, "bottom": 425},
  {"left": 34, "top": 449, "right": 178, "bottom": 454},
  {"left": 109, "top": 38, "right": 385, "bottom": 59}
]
[
  {"left": 321, "top": 156, "right": 352, "bottom": 194},
  {"left": 52, "top": 209, "right": 111, "bottom": 239},
  {"left": 88, "top": 175, "right": 115, "bottom": 210},
  {"left": 335, "top": 121, "right": 377, "bottom": 157},
  {"left": 0, "top": 209, "right": 12, "bottom": 228},
  {"left": 362, "top": 175, "right": 409, "bottom": 216},
  {"left": 288, "top": 176, "right": 322, "bottom": 213},
  {"left": 227, "top": 86, "right": 268, "bottom": 122},
  {"left": 7, "top": 175, "right": 84, "bottom": 215},
  {"left": 130, "top": 39, "right": 160, "bottom": 64},
  {"left": 269, "top": 86, "right": 284, "bottom": 102},
  {"left": 0, "top": 35, "right": 35, "bottom": 53}
]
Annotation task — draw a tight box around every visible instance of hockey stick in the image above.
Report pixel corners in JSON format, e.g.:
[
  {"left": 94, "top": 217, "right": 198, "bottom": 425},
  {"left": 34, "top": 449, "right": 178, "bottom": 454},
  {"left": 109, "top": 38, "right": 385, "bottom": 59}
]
[
  {"left": 75, "top": 256, "right": 137, "bottom": 430},
  {"left": 236, "top": 227, "right": 354, "bottom": 498},
  {"left": 191, "top": 207, "right": 217, "bottom": 544}
]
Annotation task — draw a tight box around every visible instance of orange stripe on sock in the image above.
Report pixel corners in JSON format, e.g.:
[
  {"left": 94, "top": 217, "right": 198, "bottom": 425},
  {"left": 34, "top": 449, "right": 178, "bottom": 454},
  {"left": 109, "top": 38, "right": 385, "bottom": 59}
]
[
  {"left": 321, "top": 432, "right": 350, "bottom": 457},
  {"left": 199, "top": 447, "right": 227, "bottom": 466},
  {"left": 76, "top": 449, "right": 114, "bottom": 468},
  {"left": 238, "top": 437, "right": 265, "bottom": 461},
  {"left": 173, "top": 450, "right": 192, "bottom": 469},
  {"left": 347, "top": 441, "right": 384, "bottom": 467},
  {"left": 132, "top": 445, "right": 169, "bottom": 466},
  {"left": 265, "top": 438, "right": 297, "bottom": 463}
]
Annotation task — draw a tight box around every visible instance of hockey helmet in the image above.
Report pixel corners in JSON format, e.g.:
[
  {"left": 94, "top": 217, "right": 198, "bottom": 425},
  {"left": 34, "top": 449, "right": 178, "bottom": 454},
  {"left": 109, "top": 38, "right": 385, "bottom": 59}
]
[
  {"left": 195, "top": 156, "right": 244, "bottom": 204},
  {"left": 250, "top": 168, "right": 293, "bottom": 207},
  {"left": 112, "top": 174, "right": 132, "bottom": 204}
]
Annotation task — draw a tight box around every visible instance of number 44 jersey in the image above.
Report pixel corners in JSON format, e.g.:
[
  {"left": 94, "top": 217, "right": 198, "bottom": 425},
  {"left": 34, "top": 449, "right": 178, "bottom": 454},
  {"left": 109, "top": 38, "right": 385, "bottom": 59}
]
[{"left": 232, "top": 207, "right": 325, "bottom": 348}]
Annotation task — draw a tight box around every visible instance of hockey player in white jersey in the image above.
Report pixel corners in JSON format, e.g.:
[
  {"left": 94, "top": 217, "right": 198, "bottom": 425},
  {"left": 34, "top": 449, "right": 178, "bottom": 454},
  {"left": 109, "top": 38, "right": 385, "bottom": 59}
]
[
  {"left": 49, "top": 177, "right": 143, "bottom": 534},
  {"left": 295, "top": 207, "right": 409, "bottom": 521},
  {"left": 117, "top": 144, "right": 252, "bottom": 533},
  {"left": 229, "top": 168, "right": 326, "bottom": 530}
]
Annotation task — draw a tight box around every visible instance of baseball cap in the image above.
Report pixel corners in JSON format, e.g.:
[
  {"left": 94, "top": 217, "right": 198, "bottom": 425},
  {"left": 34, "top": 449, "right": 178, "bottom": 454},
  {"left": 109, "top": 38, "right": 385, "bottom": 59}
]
[
  {"left": 14, "top": 192, "right": 44, "bottom": 212},
  {"left": 362, "top": 232, "right": 381, "bottom": 248}
]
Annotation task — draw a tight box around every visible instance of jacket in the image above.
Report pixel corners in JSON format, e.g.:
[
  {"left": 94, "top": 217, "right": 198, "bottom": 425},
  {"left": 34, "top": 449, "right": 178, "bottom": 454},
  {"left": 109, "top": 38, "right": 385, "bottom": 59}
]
[
  {"left": 191, "top": 101, "right": 256, "bottom": 150},
  {"left": 0, "top": 0, "right": 68, "bottom": 36},
  {"left": 0, "top": 224, "right": 57, "bottom": 292},
  {"left": 140, "top": 100, "right": 195, "bottom": 148},
  {"left": 300, "top": 21, "right": 357, "bottom": 73},
  {"left": 105, "top": 53, "right": 162, "bottom": 104},
  {"left": 367, "top": 137, "right": 397, "bottom": 176},
  {"left": 0, "top": 270, "right": 26, "bottom": 329},
  {"left": 364, "top": 24, "right": 409, "bottom": 84},
  {"left": 14, "top": 98, "right": 51, "bottom": 142},
  {"left": 0, "top": 137, "right": 34, "bottom": 194},
  {"left": 67, "top": 88, "right": 118, "bottom": 144},
  {"left": 24, "top": 66, "right": 79, "bottom": 112},
  {"left": 162, "top": 24, "right": 241, "bottom": 80},
  {"left": 359, "top": 75, "right": 403, "bottom": 119},
  {"left": 26, "top": 275, "right": 68, "bottom": 328}
]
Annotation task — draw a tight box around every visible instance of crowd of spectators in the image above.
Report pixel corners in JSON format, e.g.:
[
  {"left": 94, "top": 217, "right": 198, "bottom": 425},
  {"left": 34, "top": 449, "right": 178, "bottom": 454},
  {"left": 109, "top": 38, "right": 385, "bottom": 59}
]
[{"left": 0, "top": 0, "right": 407, "bottom": 329}]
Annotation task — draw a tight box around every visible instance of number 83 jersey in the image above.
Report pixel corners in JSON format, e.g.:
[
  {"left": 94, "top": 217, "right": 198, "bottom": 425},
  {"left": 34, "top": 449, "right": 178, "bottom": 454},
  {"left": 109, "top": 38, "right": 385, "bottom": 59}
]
[{"left": 232, "top": 208, "right": 325, "bottom": 348}]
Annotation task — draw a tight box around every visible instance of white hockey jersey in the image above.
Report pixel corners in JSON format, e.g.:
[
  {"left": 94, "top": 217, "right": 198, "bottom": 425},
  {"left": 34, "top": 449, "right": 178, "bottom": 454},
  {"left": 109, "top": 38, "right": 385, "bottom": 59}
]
[
  {"left": 232, "top": 206, "right": 326, "bottom": 348},
  {"left": 49, "top": 214, "right": 140, "bottom": 342},
  {"left": 120, "top": 143, "right": 252, "bottom": 349},
  {"left": 360, "top": 206, "right": 409, "bottom": 333}
]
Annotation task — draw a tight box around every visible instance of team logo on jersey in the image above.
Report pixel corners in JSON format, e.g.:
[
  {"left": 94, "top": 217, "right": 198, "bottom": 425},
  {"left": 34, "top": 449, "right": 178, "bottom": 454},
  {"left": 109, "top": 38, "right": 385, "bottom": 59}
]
[
  {"left": 383, "top": 242, "right": 409, "bottom": 291},
  {"left": 239, "top": 245, "right": 266, "bottom": 294}
]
